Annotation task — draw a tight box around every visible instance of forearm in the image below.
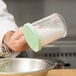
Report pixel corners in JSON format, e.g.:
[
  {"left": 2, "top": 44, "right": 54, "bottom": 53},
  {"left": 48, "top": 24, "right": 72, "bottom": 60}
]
[{"left": 0, "top": 0, "right": 19, "bottom": 57}]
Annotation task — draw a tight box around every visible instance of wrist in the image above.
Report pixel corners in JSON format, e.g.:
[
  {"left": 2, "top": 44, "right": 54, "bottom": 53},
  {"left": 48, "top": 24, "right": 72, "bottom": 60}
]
[
  {"left": 1, "top": 31, "right": 15, "bottom": 57},
  {"left": 1, "top": 44, "right": 12, "bottom": 57}
]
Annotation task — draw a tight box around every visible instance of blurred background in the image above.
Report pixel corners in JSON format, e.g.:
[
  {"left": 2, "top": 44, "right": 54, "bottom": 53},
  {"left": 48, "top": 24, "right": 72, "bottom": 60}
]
[{"left": 5, "top": 0, "right": 76, "bottom": 68}]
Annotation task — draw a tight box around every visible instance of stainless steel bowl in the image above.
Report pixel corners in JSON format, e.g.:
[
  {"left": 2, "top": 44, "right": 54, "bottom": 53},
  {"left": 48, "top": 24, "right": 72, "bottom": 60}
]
[{"left": 0, "top": 58, "right": 56, "bottom": 76}]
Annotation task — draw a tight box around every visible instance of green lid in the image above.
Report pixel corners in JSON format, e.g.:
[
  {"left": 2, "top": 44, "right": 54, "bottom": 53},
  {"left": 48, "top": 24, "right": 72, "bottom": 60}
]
[{"left": 23, "top": 23, "right": 42, "bottom": 52}]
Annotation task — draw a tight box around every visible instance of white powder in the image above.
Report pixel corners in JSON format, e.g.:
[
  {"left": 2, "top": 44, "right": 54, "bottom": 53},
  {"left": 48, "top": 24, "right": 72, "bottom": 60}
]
[{"left": 36, "top": 28, "right": 65, "bottom": 46}]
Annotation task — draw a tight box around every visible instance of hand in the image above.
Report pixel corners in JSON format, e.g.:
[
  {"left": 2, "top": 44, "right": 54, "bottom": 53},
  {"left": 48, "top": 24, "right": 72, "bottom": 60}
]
[{"left": 3, "top": 27, "right": 30, "bottom": 52}]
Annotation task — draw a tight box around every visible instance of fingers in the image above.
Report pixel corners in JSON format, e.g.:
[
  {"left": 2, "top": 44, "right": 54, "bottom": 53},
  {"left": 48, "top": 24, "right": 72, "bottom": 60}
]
[
  {"left": 6, "top": 27, "right": 30, "bottom": 52},
  {"left": 17, "top": 36, "right": 30, "bottom": 51},
  {"left": 18, "top": 36, "right": 27, "bottom": 44},
  {"left": 11, "top": 27, "right": 24, "bottom": 40},
  {"left": 11, "top": 36, "right": 30, "bottom": 52},
  {"left": 20, "top": 44, "right": 30, "bottom": 52}
]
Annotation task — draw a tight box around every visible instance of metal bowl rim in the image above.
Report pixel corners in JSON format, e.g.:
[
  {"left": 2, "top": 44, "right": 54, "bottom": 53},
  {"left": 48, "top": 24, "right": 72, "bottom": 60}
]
[{"left": 0, "top": 58, "right": 56, "bottom": 74}]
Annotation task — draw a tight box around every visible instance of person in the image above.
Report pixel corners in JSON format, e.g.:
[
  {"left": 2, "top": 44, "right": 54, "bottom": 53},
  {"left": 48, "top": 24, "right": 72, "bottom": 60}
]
[{"left": 0, "top": 0, "right": 29, "bottom": 57}]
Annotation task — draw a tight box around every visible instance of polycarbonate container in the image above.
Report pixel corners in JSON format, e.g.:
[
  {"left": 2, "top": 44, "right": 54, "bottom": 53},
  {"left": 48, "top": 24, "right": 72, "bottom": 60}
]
[{"left": 23, "top": 13, "right": 67, "bottom": 52}]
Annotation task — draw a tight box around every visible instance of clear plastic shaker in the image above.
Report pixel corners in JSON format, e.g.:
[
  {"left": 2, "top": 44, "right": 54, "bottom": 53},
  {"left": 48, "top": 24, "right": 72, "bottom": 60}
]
[{"left": 23, "top": 13, "right": 67, "bottom": 52}]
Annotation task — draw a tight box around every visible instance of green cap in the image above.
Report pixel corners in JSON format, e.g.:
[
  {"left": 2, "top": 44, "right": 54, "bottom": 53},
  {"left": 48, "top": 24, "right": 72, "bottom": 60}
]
[{"left": 23, "top": 23, "right": 42, "bottom": 52}]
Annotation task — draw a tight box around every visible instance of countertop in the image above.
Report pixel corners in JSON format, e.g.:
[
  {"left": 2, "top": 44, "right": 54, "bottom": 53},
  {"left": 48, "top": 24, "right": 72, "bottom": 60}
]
[{"left": 47, "top": 69, "right": 76, "bottom": 76}]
